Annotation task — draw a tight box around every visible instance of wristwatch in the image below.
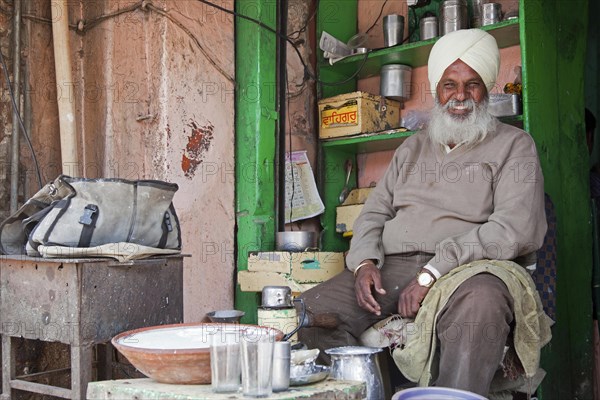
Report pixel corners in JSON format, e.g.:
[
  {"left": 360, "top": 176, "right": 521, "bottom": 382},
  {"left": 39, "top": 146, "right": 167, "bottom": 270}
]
[{"left": 416, "top": 269, "right": 436, "bottom": 288}]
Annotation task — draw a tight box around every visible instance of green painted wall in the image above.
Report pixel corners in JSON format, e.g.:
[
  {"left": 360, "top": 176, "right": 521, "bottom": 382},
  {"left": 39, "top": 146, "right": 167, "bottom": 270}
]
[
  {"left": 585, "top": 0, "right": 599, "bottom": 166},
  {"left": 522, "top": 1, "right": 592, "bottom": 398}
]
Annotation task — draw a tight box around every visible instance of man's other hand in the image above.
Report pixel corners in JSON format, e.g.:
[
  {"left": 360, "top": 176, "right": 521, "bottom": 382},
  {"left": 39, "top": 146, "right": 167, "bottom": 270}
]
[
  {"left": 398, "top": 279, "right": 430, "bottom": 318},
  {"left": 354, "top": 263, "right": 387, "bottom": 316}
]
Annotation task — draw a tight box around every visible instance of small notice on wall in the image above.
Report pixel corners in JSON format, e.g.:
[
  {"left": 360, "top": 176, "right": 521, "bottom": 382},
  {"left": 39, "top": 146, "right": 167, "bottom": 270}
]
[{"left": 285, "top": 151, "right": 325, "bottom": 223}]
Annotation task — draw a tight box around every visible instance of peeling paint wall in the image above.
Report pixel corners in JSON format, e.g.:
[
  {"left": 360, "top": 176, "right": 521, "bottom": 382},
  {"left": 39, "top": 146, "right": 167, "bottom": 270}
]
[{"left": 19, "top": 0, "right": 235, "bottom": 321}]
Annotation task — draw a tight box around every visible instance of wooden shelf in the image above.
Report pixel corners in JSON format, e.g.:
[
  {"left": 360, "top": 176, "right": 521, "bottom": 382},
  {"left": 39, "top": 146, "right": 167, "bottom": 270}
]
[
  {"left": 320, "top": 19, "right": 520, "bottom": 80},
  {"left": 321, "top": 129, "right": 415, "bottom": 153}
]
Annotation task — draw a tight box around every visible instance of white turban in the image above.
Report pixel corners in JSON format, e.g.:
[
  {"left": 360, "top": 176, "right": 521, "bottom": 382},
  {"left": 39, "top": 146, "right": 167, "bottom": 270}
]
[{"left": 428, "top": 29, "right": 500, "bottom": 96}]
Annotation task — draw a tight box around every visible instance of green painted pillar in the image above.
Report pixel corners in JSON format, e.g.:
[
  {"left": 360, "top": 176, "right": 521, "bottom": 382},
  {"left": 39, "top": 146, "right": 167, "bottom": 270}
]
[
  {"left": 235, "top": 0, "right": 278, "bottom": 324},
  {"left": 522, "top": 1, "right": 592, "bottom": 398}
]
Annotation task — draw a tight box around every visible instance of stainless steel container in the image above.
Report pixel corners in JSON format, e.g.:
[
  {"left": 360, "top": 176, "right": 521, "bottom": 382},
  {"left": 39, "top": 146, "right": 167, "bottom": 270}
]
[
  {"left": 439, "top": 0, "right": 468, "bottom": 35},
  {"left": 272, "top": 341, "right": 291, "bottom": 392},
  {"left": 383, "top": 14, "right": 404, "bottom": 47},
  {"left": 275, "top": 231, "right": 318, "bottom": 252},
  {"left": 471, "top": 0, "right": 484, "bottom": 27},
  {"left": 488, "top": 93, "right": 521, "bottom": 117},
  {"left": 261, "top": 286, "right": 293, "bottom": 309},
  {"left": 482, "top": 2, "right": 502, "bottom": 26},
  {"left": 326, "top": 346, "right": 384, "bottom": 400},
  {"left": 419, "top": 16, "right": 438, "bottom": 40},
  {"left": 380, "top": 64, "right": 412, "bottom": 102}
]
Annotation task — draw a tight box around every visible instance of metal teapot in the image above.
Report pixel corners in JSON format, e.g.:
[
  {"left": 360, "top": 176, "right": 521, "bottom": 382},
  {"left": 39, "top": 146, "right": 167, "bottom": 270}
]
[{"left": 325, "top": 346, "right": 385, "bottom": 400}]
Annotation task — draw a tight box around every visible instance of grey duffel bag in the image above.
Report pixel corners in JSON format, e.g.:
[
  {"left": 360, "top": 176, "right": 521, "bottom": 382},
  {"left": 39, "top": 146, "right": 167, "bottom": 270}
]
[{"left": 0, "top": 175, "right": 181, "bottom": 256}]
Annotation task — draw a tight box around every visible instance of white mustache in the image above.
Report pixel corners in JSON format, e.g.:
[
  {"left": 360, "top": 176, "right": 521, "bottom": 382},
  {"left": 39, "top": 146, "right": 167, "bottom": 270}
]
[{"left": 444, "top": 99, "right": 475, "bottom": 112}]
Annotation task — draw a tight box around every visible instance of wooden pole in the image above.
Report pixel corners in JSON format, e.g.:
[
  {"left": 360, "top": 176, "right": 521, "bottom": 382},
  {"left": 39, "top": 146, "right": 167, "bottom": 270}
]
[{"left": 51, "top": 0, "right": 79, "bottom": 176}]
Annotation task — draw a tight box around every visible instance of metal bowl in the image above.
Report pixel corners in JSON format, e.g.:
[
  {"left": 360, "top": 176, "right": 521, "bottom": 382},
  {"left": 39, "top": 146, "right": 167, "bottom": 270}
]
[
  {"left": 206, "top": 310, "right": 245, "bottom": 323},
  {"left": 290, "top": 364, "right": 330, "bottom": 386},
  {"left": 112, "top": 322, "right": 283, "bottom": 384},
  {"left": 275, "top": 231, "right": 318, "bottom": 252}
]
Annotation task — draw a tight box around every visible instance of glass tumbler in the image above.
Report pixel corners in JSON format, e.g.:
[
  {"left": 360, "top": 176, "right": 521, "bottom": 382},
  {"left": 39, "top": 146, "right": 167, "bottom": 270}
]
[
  {"left": 240, "top": 330, "right": 276, "bottom": 397},
  {"left": 209, "top": 330, "right": 242, "bottom": 393}
]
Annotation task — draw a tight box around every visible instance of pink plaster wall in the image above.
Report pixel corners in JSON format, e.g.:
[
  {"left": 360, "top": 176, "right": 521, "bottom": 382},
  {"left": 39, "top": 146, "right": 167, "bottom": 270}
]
[
  {"left": 26, "top": 0, "right": 235, "bottom": 322},
  {"left": 356, "top": 0, "right": 522, "bottom": 187}
]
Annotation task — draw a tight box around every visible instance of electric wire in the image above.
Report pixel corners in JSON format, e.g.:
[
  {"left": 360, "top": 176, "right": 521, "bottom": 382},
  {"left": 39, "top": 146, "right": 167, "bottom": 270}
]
[
  {"left": 145, "top": 3, "right": 234, "bottom": 83},
  {"left": 0, "top": 47, "right": 42, "bottom": 189},
  {"left": 12, "top": 0, "right": 371, "bottom": 189},
  {"left": 194, "top": 0, "right": 370, "bottom": 87},
  {"left": 288, "top": 0, "right": 319, "bottom": 40},
  {"left": 365, "top": 0, "right": 389, "bottom": 34},
  {"left": 285, "top": 70, "right": 295, "bottom": 225},
  {"left": 20, "top": 0, "right": 368, "bottom": 88}
]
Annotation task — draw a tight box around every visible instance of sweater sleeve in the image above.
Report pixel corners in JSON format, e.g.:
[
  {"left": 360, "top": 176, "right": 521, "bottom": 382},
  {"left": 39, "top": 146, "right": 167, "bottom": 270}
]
[
  {"left": 427, "top": 142, "right": 547, "bottom": 276},
  {"left": 346, "top": 147, "right": 406, "bottom": 271}
]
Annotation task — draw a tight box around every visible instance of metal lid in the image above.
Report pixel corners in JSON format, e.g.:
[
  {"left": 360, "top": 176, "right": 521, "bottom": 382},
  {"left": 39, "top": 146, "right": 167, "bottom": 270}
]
[
  {"left": 440, "top": 0, "right": 467, "bottom": 5},
  {"left": 325, "top": 346, "right": 383, "bottom": 356},
  {"left": 381, "top": 64, "right": 412, "bottom": 72}
]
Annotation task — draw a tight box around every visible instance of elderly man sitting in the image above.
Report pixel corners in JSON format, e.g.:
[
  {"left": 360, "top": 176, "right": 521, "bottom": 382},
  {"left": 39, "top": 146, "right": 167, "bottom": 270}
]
[{"left": 299, "top": 29, "right": 551, "bottom": 397}]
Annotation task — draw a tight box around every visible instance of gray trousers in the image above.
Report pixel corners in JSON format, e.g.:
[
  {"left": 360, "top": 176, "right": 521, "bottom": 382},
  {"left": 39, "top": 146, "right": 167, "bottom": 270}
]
[{"left": 298, "top": 253, "right": 514, "bottom": 396}]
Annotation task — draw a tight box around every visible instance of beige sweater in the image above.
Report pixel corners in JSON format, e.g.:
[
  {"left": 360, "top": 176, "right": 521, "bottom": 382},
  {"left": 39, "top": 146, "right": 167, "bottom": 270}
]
[{"left": 346, "top": 123, "right": 547, "bottom": 276}]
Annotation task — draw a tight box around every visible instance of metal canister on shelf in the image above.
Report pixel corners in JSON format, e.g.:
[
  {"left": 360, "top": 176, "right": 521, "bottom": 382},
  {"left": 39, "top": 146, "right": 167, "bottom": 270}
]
[
  {"left": 419, "top": 16, "right": 438, "bottom": 40},
  {"left": 380, "top": 64, "right": 412, "bottom": 102},
  {"left": 439, "top": 0, "right": 468, "bottom": 36},
  {"left": 482, "top": 3, "right": 502, "bottom": 26},
  {"left": 383, "top": 14, "right": 405, "bottom": 47},
  {"left": 471, "top": 0, "right": 484, "bottom": 27}
]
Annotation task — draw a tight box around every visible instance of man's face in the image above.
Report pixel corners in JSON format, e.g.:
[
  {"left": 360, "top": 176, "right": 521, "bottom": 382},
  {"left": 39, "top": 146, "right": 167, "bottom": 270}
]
[{"left": 436, "top": 59, "right": 487, "bottom": 119}]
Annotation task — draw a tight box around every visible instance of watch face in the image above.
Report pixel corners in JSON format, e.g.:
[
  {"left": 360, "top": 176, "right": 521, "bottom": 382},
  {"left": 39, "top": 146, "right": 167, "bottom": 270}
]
[{"left": 418, "top": 272, "right": 434, "bottom": 287}]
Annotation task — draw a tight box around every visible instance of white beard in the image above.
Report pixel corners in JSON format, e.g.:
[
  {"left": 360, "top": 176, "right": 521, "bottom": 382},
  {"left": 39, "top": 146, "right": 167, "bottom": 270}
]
[{"left": 427, "top": 98, "right": 497, "bottom": 148}]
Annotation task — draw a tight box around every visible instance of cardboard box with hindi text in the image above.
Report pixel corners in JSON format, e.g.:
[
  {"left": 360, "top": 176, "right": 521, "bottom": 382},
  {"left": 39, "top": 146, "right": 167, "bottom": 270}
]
[{"left": 318, "top": 91, "right": 401, "bottom": 139}]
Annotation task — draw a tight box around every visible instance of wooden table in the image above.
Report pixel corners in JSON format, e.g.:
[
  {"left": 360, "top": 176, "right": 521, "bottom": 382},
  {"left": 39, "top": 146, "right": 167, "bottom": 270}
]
[
  {"left": 0, "top": 256, "right": 184, "bottom": 400},
  {"left": 86, "top": 378, "right": 367, "bottom": 399}
]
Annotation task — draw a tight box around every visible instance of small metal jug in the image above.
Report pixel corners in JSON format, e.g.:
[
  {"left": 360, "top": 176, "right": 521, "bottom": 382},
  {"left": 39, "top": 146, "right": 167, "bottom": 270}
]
[{"left": 325, "top": 346, "right": 384, "bottom": 400}]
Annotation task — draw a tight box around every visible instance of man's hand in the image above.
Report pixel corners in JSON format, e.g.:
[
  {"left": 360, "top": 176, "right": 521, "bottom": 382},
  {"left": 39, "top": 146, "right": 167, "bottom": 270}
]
[
  {"left": 354, "top": 262, "right": 386, "bottom": 316},
  {"left": 397, "top": 278, "right": 430, "bottom": 318}
]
